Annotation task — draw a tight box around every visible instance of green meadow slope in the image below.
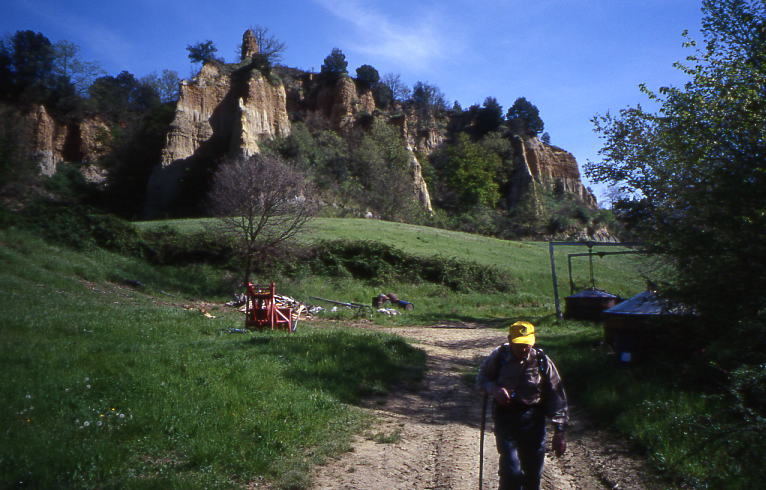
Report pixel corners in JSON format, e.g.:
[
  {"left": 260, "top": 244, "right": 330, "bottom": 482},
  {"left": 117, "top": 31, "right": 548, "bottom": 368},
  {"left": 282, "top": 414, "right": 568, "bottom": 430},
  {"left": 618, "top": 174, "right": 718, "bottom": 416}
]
[
  {"left": 0, "top": 227, "right": 425, "bottom": 488},
  {"left": 135, "top": 217, "right": 646, "bottom": 324},
  {"left": 2, "top": 218, "right": 659, "bottom": 488},
  {"left": 0, "top": 219, "right": 760, "bottom": 488}
]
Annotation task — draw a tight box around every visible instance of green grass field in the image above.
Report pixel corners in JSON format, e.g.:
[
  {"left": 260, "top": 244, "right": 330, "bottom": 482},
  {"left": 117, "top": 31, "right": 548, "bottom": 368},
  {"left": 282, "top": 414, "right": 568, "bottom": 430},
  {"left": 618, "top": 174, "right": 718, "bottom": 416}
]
[
  {"left": 135, "top": 217, "right": 647, "bottom": 323},
  {"left": 5, "top": 216, "right": 741, "bottom": 488},
  {"left": 0, "top": 227, "right": 425, "bottom": 488}
]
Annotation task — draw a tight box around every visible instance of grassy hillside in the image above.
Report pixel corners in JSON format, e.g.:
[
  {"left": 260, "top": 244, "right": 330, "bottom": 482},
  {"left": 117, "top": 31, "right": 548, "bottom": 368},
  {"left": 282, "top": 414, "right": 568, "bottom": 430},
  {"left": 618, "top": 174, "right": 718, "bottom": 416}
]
[
  {"left": 135, "top": 217, "right": 646, "bottom": 324},
  {"left": 3, "top": 215, "right": 754, "bottom": 488},
  {"left": 0, "top": 228, "right": 425, "bottom": 488}
]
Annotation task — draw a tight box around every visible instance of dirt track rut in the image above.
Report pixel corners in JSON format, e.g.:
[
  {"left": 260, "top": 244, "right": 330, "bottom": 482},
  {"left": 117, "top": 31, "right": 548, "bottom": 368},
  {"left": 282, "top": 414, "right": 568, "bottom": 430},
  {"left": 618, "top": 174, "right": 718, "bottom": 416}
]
[{"left": 311, "top": 324, "right": 665, "bottom": 490}]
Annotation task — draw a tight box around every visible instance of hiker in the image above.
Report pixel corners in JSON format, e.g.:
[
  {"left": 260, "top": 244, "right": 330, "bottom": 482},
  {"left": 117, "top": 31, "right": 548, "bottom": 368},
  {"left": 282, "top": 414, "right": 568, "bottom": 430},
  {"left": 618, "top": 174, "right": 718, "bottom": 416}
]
[{"left": 477, "top": 321, "right": 569, "bottom": 490}]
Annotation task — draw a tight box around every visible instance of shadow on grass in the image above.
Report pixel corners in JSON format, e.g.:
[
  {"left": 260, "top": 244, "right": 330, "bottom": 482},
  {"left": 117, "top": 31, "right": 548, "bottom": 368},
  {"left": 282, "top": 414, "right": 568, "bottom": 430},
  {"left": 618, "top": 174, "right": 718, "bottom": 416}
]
[
  {"left": 243, "top": 330, "right": 427, "bottom": 405},
  {"left": 410, "top": 312, "right": 560, "bottom": 330}
]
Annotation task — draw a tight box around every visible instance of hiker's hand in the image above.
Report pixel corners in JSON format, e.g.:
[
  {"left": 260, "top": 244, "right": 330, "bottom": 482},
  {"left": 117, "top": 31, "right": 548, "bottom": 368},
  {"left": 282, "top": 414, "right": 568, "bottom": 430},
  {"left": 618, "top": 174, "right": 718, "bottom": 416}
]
[
  {"left": 552, "top": 431, "right": 566, "bottom": 457},
  {"left": 493, "top": 387, "right": 511, "bottom": 405}
]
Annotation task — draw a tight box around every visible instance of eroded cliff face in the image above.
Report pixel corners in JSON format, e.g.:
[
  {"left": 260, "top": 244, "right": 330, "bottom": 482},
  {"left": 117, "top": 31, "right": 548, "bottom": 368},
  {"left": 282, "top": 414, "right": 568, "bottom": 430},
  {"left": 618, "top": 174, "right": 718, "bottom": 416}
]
[
  {"left": 389, "top": 111, "right": 443, "bottom": 214},
  {"left": 145, "top": 60, "right": 292, "bottom": 216},
  {"left": 4, "top": 104, "right": 66, "bottom": 177},
  {"left": 235, "top": 70, "right": 291, "bottom": 157},
  {"left": 5, "top": 29, "right": 595, "bottom": 221},
  {"left": 159, "top": 63, "right": 233, "bottom": 166},
  {"left": 312, "top": 77, "right": 376, "bottom": 130},
  {"left": 508, "top": 135, "right": 596, "bottom": 208},
  {"left": 0, "top": 104, "right": 112, "bottom": 182}
]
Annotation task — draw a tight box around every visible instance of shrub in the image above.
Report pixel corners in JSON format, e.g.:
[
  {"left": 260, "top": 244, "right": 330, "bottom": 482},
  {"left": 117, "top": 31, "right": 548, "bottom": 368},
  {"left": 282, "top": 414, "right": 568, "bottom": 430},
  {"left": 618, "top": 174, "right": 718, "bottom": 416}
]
[
  {"left": 306, "top": 240, "right": 513, "bottom": 292},
  {"left": 11, "top": 200, "right": 141, "bottom": 253},
  {"left": 140, "top": 226, "right": 236, "bottom": 267}
]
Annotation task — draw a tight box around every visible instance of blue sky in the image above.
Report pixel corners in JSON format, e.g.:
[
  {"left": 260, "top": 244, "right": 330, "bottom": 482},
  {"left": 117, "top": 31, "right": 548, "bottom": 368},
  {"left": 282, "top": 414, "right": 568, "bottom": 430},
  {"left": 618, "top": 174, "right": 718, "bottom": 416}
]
[{"left": 2, "top": 0, "right": 704, "bottom": 203}]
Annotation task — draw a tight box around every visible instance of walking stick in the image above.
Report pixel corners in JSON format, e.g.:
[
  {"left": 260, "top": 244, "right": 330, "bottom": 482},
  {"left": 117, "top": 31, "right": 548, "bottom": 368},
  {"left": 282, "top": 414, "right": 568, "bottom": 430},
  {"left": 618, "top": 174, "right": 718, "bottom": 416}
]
[{"left": 479, "top": 392, "right": 488, "bottom": 490}]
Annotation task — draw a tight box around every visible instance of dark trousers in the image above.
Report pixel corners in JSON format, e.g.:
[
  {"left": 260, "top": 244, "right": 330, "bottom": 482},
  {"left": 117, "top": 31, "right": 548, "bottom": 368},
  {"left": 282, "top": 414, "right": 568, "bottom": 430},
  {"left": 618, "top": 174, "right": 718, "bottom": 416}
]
[{"left": 493, "top": 405, "right": 546, "bottom": 490}]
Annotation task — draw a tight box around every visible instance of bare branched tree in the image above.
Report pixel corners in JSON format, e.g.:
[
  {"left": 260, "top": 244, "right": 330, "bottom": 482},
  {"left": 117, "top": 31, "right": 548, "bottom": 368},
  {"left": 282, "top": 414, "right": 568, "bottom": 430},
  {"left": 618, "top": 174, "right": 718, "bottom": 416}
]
[
  {"left": 239, "top": 25, "right": 286, "bottom": 64},
  {"left": 381, "top": 73, "right": 411, "bottom": 102},
  {"left": 208, "top": 154, "right": 315, "bottom": 283}
]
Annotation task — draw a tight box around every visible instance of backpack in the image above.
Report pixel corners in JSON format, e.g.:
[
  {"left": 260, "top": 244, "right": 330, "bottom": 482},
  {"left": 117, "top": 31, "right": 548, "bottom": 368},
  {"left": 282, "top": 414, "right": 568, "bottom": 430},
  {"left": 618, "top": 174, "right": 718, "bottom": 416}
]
[{"left": 497, "top": 344, "right": 549, "bottom": 379}]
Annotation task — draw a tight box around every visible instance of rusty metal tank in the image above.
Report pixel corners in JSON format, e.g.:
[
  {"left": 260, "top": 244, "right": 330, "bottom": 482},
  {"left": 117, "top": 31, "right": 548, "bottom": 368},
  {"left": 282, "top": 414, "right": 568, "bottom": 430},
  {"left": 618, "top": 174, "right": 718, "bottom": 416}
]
[{"left": 564, "top": 288, "right": 621, "bottom": 321}]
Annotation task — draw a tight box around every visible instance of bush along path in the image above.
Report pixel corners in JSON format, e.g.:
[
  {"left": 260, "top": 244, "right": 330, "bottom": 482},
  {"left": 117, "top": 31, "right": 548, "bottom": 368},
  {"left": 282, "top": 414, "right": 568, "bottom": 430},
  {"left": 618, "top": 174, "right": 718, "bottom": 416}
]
[{"left": 309, "top": 323, "right": 670, "bottom": 490}]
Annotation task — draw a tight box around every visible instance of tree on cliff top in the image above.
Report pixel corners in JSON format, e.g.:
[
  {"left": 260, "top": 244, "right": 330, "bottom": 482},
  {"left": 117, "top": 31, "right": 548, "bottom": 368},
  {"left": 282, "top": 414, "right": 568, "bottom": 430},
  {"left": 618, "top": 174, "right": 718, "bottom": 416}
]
[
  {"left": 320, "top": 48, "right": 348, "bottom": 82},
  {"left": 208, "top": 154, "right": 315, "bottom": 283},
  {"left": 586, "top": 0, "right": 766, "bottom": 365},
  {"left": 52, "top": 40, "right": 104, "bottom": 96},
  {"left": 506, "top": 97, "right": 544, "bottom": 136},
  {"left": 381, "top": 73, "right": 410, "bottom": 102},
  {"left": 187, "top": 40, "right": 222, "bottom": 64},
  {"left": 411, "top": 81, "right": 447, "bottom": 125},
  {"left": 355, "top": 64, "right": 380, "bottom": 88},
  {"left": 474, "top": 96, "right": 504, "bottom": 138},
  {"left": 244, "top": 25, "right": 286, "bottom": 63}
]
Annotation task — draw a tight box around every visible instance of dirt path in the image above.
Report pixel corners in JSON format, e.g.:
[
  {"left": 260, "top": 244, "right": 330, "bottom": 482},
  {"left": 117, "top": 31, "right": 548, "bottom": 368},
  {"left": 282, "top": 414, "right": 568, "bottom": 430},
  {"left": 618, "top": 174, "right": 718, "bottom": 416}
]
[{"left": 311, "top": 323, "right": 666, "bottom": 490}]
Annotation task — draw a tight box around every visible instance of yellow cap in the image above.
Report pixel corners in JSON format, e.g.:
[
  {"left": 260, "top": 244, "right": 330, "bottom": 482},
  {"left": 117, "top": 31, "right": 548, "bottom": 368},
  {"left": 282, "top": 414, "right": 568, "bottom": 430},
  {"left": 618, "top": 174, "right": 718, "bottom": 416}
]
[{"left": 509, "top": 321, "right": 536, "bottom": 345}]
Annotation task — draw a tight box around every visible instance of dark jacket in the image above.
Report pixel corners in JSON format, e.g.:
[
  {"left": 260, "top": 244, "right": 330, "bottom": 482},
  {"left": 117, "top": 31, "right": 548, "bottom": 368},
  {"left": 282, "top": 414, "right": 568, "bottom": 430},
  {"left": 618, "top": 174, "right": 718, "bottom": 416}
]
[{"left": 477, "top": 343, "right": 569, "bottom": 426}]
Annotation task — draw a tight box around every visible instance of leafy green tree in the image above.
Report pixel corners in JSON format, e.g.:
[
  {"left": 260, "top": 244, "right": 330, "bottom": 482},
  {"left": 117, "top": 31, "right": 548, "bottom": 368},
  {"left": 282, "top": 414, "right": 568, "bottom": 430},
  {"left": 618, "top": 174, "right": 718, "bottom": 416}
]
[
  {"left": 474, "top": 96, "right": 504, "bottom": 138},
  {"left": 271, "top": 123, "right": 351, "bottom": 187},
  {"left": 187, "top": 40, "right": 221, "bottom": 64},
  {"left": 140, "top": 69, "right": 180, "bottom": 103},
  {"left": 586, "top": 0, "right": 766, "bottom": 362},
  {"left": 506, "top": 97, "right": 544, "bottom": 136},
  {"left": 372, "top": 82, "right": 393, "bottom": 108},
  {"left": 355, "top": 64, "right": 380, "bottom": 88},
  {"left": 435, "top": 133, "right": 502, "bottom": 209},
  {"left": 320, "top": 48, "right": 348, "bottom": 82},
  {"left": 0, "top": 31, "right": 84, "bottom": 116},
  {"left": 0, "top": 40, "right": 12, "bottom": 98},
  {"left": 89, "top": 71, "right": 160, "bottom": 121},
  {"left": 9, "top": 30, "right": 55, "bottom": 91},
  {"left": 350, "top": 120, "right": 417, "bottom": 220}
]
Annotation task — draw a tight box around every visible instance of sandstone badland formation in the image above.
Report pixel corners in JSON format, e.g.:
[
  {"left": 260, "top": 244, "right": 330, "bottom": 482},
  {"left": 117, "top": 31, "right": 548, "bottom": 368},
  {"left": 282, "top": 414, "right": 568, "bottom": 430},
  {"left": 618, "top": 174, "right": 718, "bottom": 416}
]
[
  {"left": 5, "top": 28, "right": 596, "bottom": 224},
  {"left": 0, "top": 104, "right": 112, "bottom": 183},
  {"left": 508, "top": 135, "right": 596, "bottom": 209}
]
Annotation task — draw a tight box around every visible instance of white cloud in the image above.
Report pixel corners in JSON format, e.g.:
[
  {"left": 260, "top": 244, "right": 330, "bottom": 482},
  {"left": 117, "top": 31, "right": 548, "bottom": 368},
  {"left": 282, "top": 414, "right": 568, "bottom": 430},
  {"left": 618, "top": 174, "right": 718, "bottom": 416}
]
[{"left": 312, "top": 0, "right": 455, "bottom": 70}]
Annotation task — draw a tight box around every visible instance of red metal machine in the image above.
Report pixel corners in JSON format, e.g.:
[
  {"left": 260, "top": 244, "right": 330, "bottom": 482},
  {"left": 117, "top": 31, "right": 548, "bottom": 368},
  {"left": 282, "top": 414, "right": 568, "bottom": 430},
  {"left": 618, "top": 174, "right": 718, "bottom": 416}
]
[{"left": 244, "top": 282, "right": 295, "bottom": 333}]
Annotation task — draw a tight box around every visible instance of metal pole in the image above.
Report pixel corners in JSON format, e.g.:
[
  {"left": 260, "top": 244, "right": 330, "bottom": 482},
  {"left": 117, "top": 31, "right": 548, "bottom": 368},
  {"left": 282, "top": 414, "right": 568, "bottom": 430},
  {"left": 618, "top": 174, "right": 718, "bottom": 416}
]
[
  {"left": 549, "top": 242, "right": 642, "bottom": 318},
  {"left": 479, "top": 393, "right": 488, "bottom": 490},
  {"left": 549, "top": 242, "right": 562, "bottom": 318}
]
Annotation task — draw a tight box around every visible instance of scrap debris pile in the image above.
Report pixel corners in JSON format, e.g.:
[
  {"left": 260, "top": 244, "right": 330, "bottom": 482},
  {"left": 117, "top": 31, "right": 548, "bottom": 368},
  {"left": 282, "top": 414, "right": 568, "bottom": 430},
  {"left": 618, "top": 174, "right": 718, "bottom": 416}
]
[
  {"left": 373, "top": 293, "right": 414, "bottom": 315},
  {"left": 224, "top": 291, "right": 414, "bottom": 318},
  {"left": 225, "top": 293, "right": 317, "bottom": 321}
]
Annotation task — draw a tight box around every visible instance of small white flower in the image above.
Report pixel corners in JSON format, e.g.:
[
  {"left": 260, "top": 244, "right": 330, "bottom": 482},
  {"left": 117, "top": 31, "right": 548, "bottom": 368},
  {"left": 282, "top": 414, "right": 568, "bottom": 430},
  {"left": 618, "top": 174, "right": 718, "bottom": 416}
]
[
  {"left": 96, "top": 421, "right": 103, "bottom": 427},
  {"left": 118, "top": 413, "right": 125, "bottom": 419},
  {"left": 25, "top": 394, "right": 32, "bottom": 399},
  {"left": 84, "top": 377, "right": 90, "bottom": 382},
  {"left": 86, "top": 384, "right": 91, "bottom": 389},
  {"left": 83, "top": 421, "right": 90, "bottom": 427}
]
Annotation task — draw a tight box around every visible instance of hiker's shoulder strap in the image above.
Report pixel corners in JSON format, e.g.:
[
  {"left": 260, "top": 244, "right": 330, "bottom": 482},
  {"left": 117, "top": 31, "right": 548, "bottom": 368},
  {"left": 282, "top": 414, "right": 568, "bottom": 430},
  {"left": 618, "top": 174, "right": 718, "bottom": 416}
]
[
  {"left": 496, "top": 343, "right": 511, "bottom": 368},
  {"left": 533, "top": 346, "right": 549, "bottom": 379}
]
